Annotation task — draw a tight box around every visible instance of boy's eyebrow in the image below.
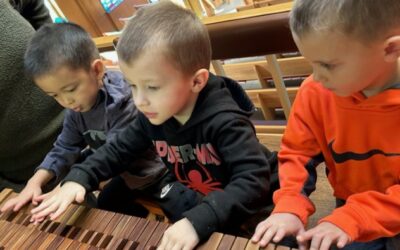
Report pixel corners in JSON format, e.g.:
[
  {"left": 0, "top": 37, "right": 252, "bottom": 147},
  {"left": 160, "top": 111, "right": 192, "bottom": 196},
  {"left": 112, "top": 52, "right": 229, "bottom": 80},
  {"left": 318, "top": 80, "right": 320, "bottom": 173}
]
[
  {"left": 60, "top": 81, "right": 79, "bottom": 90},
  {"left": 125, "top": 78, "right": 158, "bottom": 84},
  {"left": 312, "top": 60, "right": 337, "bottom": 64},
  {"left": 138, "top": 78, "right": 158, "bottom": 84},
  {"left": 44, "top": 81, "right": 80, "bottom": 94}
]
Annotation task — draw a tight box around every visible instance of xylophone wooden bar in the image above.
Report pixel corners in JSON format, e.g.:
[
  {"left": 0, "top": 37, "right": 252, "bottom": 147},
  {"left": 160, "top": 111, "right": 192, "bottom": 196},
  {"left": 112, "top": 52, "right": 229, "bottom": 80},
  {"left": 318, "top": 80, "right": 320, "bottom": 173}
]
[
  {"left": 0, "top": 220, "right": 97, "bottom": 249},
  {"left": 0, "top": 189, "right": 298, "bottom": 249}
]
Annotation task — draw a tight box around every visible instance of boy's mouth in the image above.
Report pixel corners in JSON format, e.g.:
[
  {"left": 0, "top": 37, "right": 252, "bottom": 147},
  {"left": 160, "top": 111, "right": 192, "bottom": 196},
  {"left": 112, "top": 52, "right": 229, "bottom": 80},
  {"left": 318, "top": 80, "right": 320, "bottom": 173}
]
[
  {"left": 72, "top": 106, "right": 82, "bottom": 112},
  {"left": 143, "top": 112, "right": 157, "bottom": 119}
]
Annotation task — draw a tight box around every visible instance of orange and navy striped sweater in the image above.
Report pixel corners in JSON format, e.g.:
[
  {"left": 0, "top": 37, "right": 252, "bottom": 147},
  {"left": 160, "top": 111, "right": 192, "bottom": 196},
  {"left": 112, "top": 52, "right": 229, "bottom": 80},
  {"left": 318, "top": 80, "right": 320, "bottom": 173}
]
[{"left": 273, "top": 76, "right": 400, "bottom": 242}]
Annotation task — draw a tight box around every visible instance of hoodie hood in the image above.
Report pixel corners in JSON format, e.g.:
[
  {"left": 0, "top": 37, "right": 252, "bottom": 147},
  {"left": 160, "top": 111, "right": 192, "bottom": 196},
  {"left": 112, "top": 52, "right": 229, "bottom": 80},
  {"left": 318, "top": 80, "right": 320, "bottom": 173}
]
[
  {"left": 102, "top": 70, "right": 132, "bottom": 108},
  {"left": 182, "top": 73, "right": 255, "bottom": 129},
  {"left": 335, "top": 86, "right": 400, "bottom": 112}
]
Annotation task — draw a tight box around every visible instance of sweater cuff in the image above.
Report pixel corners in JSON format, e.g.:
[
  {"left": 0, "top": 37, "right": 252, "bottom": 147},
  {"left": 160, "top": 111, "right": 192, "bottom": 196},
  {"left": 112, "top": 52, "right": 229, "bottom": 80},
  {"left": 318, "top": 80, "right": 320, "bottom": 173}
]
[
  {"left": 182, "top": 203, "right": 218, "bottom": 242},
  {"left": 37, "top": 158, "right": 62, "bottom": 180},
  {"left": 319, "top": 206, "right": 361, "bottom": 241},
  {"left": 272, "top": 195, "right": 315, "bottom": 225},
  {"left": 61, "top": 169, "right": 96, "bottom": 191}
]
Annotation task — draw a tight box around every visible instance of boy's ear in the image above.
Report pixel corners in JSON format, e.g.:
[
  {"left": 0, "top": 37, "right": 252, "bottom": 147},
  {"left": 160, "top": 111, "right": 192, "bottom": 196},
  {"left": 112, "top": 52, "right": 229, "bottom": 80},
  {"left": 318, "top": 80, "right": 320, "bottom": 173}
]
[
  {"left": 384, "top": 35, "right": 400, "bottom": 62},
  {"left": 91, "top": 59, "right": 105, "bottom": 84},
  {"left": 191, "top": 69, "right": 209, "bottom": 93}
]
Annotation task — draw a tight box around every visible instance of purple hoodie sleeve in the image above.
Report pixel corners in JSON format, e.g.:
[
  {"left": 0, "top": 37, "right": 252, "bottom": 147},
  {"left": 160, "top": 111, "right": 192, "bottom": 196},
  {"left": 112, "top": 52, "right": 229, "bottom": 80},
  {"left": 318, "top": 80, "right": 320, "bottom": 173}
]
[{"left": 37, "top": 111, "right": 85, "bottom": 182}]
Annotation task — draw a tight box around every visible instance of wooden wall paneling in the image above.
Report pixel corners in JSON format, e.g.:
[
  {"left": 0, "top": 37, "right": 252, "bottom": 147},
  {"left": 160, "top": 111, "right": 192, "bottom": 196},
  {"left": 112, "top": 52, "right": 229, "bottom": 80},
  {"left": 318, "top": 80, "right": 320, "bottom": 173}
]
[
  {"left": 55, "top": 0, "right": 101, "bottom": 37},
  {"left": 108, "top": 0, "right": 149, "bottom": 30},
  {"left": 56, "top": 0, "right": 149, "bottom": 37},
  {"left": 77, "top": 0, "right": 119, "bottom": 33}
]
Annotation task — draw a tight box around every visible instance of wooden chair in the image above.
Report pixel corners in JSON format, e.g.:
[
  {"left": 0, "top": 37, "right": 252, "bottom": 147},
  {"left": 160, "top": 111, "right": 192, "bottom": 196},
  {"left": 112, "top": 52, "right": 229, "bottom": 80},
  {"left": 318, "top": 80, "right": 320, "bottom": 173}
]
[
  {"left": 135, "top": 197, "right": 169, "bottom": 222},
  {"left": 205, "top": 3, "right": 308, "bottom": 125},
  {"left": 256, "top": 132, "right": 282, "bottom": 151},
  {"left": 246, "top": 87, "right": 298, "bottom": 120},
  {"left": 216, "top": 56, "right": 311, "bottom": 85},
  {"left": 255, "top": 125, "right": 286, "bottom": 134}
]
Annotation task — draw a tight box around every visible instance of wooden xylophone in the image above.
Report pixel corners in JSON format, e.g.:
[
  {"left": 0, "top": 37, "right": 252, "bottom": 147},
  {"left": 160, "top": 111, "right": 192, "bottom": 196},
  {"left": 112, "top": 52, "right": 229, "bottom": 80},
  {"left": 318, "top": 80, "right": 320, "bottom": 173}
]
[{"left": 0, "top": 189, "right": 297, "bottom": 249}]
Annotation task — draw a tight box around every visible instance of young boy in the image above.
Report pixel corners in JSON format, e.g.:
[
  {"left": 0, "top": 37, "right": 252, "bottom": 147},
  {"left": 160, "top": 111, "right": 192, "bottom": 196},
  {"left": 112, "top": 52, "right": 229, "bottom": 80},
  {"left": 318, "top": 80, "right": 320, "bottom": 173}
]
[
  {"left": 0, "top": 23, "right": 165, "bottom": 215},
  {"left": 29, "top": 2, "right": 278, "bottom": 249},
  {"left": 252, "top": 1, "right": 400, "bottom": 250}
]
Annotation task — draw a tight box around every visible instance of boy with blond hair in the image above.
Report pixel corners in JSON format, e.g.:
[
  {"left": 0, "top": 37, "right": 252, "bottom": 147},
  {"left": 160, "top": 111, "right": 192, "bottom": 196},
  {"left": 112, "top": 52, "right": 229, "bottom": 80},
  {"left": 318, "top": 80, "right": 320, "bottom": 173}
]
[
  {"left": 30, "top": 2, "right": 277, "bottom": 250},
  {"left": 252, "top": 1, "right": 400, "bottom": 250}
]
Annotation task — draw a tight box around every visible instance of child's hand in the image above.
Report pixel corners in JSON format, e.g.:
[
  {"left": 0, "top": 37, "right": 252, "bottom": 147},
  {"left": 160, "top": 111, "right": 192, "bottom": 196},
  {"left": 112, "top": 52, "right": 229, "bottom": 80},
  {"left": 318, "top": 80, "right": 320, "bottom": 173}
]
[
  {"left": 0, "top": 182, "right": 42, "bottom": 212},
  {"left": 158, "top": 218, "right": 199, "bottom": 250},
  {"left": 251, "top": 213, "right": 306, "bottom": 248},
  {"left": 297, "top": 222, "right": 351, "bottom": 250},
  {"left": 30, "top": 182, "right": 86, "bottom": 224}
]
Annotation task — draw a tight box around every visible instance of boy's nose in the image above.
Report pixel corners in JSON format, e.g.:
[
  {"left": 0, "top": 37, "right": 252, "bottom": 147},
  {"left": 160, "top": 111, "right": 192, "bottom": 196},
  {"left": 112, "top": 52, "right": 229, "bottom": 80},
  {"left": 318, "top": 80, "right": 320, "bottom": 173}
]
[
  {"left": 62, "top": 96, "right": 74, "bottom": 105},
  {"left": 313, "top": 71, "right": 326, "bottom": 83},
  {"left": 134, "top": 92, "right": 149, "bottom": 107}
]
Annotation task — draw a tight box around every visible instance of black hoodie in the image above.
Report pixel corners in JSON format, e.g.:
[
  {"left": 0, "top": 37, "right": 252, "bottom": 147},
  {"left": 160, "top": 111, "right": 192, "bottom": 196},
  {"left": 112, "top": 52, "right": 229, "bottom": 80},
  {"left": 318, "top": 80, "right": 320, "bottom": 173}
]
[{"left": 63, "top": 73, "right": 277, "bottom": 241}]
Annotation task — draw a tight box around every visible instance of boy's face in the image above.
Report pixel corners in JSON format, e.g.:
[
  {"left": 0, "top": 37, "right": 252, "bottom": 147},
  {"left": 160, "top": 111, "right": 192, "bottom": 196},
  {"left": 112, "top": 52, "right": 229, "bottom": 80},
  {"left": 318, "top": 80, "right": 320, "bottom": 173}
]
[
  {"left": 119, "top": 50, "right": 198, "bottom": 125},
  {"left": 35, "top": 62, "right": 103, "bottom": 112},
  {"left": 294, "top": 31, "right": 396, "bottom": 97}
]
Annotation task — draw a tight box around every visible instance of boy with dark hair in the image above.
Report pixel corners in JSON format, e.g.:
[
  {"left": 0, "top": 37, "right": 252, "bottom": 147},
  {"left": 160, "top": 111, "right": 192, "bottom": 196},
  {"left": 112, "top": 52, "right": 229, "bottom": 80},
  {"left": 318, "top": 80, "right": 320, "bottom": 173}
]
[
  {"left": 30, "top": 2, "right": 278, "bottom": 249},
  {"left": 1, "top": 23, "right": 165, "bottom": 216},
  {"left": 252, "top": 0, "right": 400, "bottom": 250}
]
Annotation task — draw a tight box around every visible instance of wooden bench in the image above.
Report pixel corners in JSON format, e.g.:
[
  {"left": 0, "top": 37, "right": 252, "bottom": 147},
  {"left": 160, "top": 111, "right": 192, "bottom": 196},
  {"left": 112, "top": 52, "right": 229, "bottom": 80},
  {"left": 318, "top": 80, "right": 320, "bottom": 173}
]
[
  {"left": 214, "top": 56, "right": 311, "bottom": 84},
  {"left": 246, "top": 87, "right": 298, "bottom": 120}
]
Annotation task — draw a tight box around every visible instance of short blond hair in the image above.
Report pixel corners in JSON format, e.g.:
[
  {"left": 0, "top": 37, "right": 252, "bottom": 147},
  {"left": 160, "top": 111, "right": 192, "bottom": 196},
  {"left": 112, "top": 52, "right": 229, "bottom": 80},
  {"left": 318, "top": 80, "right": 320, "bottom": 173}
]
[
  {"left": 290, "top": 0, "right": 400, "bottom": 41},
  {"left": 117, "top": 1, "right": 211, "bottom": 76}
]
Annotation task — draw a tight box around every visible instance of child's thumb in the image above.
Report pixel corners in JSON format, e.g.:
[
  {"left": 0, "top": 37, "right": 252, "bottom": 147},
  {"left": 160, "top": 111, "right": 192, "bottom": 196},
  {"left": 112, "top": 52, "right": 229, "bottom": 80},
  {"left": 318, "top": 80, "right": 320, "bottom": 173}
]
[{"left": 75, "top": 190, "right": 85, "bottom": 203}]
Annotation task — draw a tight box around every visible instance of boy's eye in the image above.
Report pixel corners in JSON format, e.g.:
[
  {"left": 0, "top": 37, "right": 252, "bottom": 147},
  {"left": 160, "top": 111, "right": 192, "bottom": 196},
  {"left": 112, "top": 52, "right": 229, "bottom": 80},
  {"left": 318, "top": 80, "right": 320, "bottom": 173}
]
[
  {"left": 148, "top": 86, "right": 160, "bottom": 90},
  {"left": 320, "top": 63, "right": 334, "bottom": 70},
  {"left": 130, "top": 84, "right": 137, "bottom": 89},
  {"left": 65, "top": 87, "right": 77, "bottom": 92}
]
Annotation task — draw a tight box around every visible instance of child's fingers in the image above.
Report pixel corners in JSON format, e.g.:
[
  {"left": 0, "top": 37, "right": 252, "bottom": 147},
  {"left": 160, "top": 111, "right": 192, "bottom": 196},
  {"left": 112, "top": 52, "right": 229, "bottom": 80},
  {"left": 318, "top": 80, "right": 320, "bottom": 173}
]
[
  {"left": 157, "top": 234, "right": 167, "bottom": 250},
  {"left": 297, "top": 240, "right": 309, "bottom": 250},
  {"left": 251, "top": 220, "right": 269, "bottom": 242},
  {"left": 75, "top": 190, "right": 85, "bottom": 204},
  {"left": 272, "top": 227, "right": 286, "bottom": 243},
  {"left": 168, "top": 241, "right": 182, "bottom": 250},
  {"left": 31, "top": 215, "right": 46, "bottom": 225},
  {"left": 296, "top": 227, "right": 308, "bottom": 250},
  {"left": 0, "top": 199, "right": 16, "bottom": 212},
  {"left": 13, "top": 197, "right": 30, "bottom": 211},
  {"left": 49, "top": 201, "right": 69, "bottom": 220},
  {"left": 34, "top": 193, "right": 48, "bottom": 203},
  {"left": 32, "top": 192, "right": 44, "bottom": 206},
  {"left": 32, "top": 189, "right": 42, "bottom": 200},
  {"left": 308, "top": 234, "right": 323, "bottom": 250},
  {"left": 31, "top": 198, "right": 57, "bottom": 217},
  {"left": 32, "top": 203, "right": 59, "bottom": 222},
  {"left": 337, "top": 234, "right": 350, "bottom": 248},
  {"left": 319, "top": 237, "right": 333, "bottom": 250},
  {"left": 297, "top": 228, "right": 314, "bottom": 243},
  {"left": 166, "top": 240, "right": 176, "bottom": 250},
  {"left": 31, "top": 203, "right": 47, "bottom": 214},
  {"left": 259, "top": 226, "right": 277, "bottom": 247}
]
